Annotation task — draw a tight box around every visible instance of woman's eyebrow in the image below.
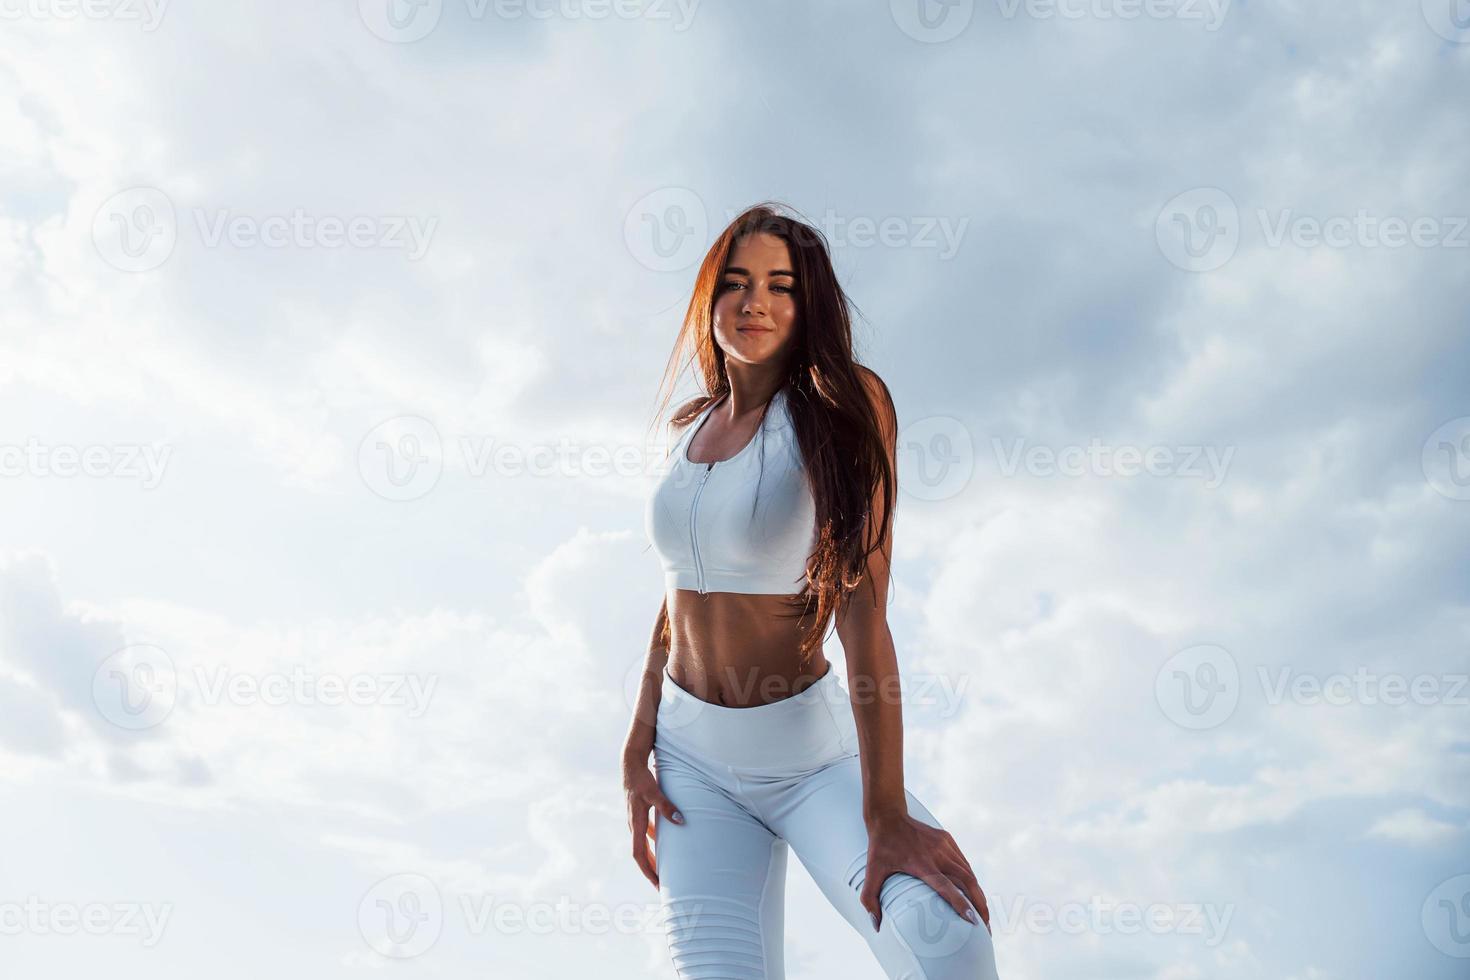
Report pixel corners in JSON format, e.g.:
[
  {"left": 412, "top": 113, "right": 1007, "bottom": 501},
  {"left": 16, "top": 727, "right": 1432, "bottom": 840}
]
[{"left": 724, "top": 266, "right": 797, "bottom": 278}]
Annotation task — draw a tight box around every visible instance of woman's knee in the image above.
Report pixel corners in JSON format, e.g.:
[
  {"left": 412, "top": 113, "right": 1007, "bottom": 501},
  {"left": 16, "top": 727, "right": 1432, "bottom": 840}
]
[{"left": 884, "top": 887, "right": 1000, "bottom": 980}]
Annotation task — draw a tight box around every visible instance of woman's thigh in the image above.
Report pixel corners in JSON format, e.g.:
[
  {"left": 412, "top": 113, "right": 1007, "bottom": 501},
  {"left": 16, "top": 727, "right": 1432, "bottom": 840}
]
[
  {"left": 762, "top": 755, "right": 1000, "bottom": 980},
  {"left": 654, "top": 746, "right": 789, "bottom": 979}
]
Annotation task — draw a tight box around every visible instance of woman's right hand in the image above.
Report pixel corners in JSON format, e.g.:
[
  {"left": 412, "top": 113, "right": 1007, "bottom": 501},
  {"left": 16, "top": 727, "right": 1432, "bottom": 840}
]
[{"left": 623, "top": 746, "right": 684, "bottom": 889}]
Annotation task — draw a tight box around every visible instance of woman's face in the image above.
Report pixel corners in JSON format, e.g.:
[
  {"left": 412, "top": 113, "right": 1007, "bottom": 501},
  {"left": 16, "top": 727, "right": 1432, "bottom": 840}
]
[{"left": 711, "top": 231, "right": 799, "bottom": 369}]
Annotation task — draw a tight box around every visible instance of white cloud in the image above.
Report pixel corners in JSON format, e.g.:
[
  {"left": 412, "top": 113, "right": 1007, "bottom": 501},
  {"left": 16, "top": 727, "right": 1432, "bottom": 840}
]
[{"left": 1364, "top": 807, "right": 1466, "bottom": 846}]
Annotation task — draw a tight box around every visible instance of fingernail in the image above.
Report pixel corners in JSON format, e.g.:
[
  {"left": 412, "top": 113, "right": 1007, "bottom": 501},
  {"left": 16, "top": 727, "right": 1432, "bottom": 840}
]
[
  {"left": 963, "top": 908, "right": 978, "bottom": 924},
  {"left": 870, "top": 911, "right": 880, "bottom": 931},
  {"left": 672, "top": 811, "right": 684, "bottom": 823}
]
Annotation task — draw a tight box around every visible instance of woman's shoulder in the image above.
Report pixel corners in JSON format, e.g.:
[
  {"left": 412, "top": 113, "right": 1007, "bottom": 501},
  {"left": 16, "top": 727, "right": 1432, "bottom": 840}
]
[
  {"left": 854, "top": 366, "right": 896, "bottom": 419},
  {"left": 854, "top": 364, "right": 891, "bottom": 403}
]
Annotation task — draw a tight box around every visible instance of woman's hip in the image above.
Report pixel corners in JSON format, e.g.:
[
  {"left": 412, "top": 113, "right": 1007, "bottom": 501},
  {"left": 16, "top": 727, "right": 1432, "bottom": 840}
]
[{"left": 656, "top": 661, "right": 857, "bottom": 772}]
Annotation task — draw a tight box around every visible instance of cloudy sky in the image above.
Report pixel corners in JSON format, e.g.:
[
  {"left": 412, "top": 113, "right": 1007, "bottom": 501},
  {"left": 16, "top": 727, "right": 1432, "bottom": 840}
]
[{"left": 2, "top": 1, "right": 1467, "bottom": 977}]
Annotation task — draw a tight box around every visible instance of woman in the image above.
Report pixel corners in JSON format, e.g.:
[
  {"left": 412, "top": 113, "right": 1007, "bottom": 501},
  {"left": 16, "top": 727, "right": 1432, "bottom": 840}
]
[{"left": 623, "top": 202, "right": 1000, "bottom": 980}]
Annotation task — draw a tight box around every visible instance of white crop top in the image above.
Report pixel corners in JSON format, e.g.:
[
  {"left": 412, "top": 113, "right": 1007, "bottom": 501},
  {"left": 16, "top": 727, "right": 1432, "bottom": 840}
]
[{"left": 644, "top": 386, "right": 818, "bottom": 596}]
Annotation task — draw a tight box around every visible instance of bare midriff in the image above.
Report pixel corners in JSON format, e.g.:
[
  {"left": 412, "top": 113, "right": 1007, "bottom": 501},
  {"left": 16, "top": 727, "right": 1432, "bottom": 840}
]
[{"left": 665, "top": 588, "right": 830, "bottom": 708}]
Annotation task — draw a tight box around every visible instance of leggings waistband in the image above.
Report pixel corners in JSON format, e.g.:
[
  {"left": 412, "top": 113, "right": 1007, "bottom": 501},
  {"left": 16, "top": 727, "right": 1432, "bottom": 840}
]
[{"left": 657, "top": 662, "right": 856, "bottom": 771}]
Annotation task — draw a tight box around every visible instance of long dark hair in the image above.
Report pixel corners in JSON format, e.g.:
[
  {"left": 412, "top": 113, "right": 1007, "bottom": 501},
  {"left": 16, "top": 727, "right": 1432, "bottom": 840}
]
[{"left": 648, "top": 201, "right": 897, "bottom": 667}]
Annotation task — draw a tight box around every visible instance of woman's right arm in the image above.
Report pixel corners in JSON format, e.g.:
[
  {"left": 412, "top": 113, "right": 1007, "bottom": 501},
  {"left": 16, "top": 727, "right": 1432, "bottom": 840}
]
[
  {"left": 623, "top": 404, "right": 690, "bottom": 759},
  {"left": 622, "top": 597, "right": 683, "bottom": 889},
  {"left": 623, "top": 597, "right": 670, "bottom": 759}
]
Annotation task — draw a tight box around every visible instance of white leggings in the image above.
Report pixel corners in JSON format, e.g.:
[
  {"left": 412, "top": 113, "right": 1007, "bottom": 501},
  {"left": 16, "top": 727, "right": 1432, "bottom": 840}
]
[{"left": 653, "top": 663, "right": 1001, "bottom": 980}]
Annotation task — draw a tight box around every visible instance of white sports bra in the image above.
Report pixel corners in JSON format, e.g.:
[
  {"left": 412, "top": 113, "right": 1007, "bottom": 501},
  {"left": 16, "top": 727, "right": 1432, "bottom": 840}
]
[{"left": 644, "top": 386, "right": 818, "bottom": 596}]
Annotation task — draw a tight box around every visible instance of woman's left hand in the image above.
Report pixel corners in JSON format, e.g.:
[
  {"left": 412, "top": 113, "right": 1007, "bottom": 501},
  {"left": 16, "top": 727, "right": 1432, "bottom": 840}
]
[{"left": 860, "top": 812, "right": 991, "bottom": 936}]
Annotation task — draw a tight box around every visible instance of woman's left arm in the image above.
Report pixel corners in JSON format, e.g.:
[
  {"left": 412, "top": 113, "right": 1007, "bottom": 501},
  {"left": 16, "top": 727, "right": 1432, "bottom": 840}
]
[{"left": 837, "top": 368, "right": 991, "bottom": 936}]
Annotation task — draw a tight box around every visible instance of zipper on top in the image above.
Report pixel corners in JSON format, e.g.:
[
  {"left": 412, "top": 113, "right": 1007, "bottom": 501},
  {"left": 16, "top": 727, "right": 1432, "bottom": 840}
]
[{"left": 689, "top": 459, "right": 714, "bottom": 594}]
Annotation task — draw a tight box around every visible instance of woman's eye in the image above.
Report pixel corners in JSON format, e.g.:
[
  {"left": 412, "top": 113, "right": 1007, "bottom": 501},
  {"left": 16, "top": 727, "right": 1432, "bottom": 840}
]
[{"left": 722, "top": 281, "right": 792, "bottom": 294}]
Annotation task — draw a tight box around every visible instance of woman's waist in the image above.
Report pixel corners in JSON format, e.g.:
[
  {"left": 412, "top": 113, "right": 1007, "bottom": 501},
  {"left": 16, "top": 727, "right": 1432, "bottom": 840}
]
[
  {"left": 663, "top": 648, "right": 830, "bottom": 708},
  {"left": 656, "top": 656, "right": 858, "bottom": 771}
]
